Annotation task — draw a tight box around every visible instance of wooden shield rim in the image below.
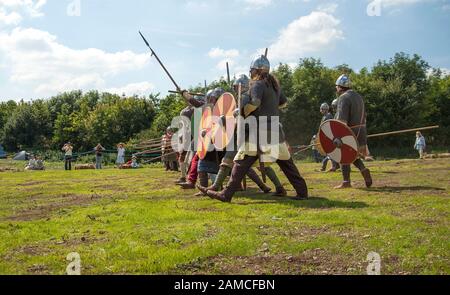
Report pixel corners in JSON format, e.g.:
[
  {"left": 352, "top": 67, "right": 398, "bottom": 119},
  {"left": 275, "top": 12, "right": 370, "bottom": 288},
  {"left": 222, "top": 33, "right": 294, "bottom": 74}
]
[
  {"left": 197, "top": 107, "right": 213, "bottom": 160},
  {"left": 211, "top": 92, "right": 237, "bottom": 149}
]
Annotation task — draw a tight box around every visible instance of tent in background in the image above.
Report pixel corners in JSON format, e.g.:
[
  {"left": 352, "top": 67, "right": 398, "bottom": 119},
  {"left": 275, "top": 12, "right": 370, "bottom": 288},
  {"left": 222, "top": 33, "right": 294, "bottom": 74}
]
[
  {"left": 0, "top": 145, "right": 6, "bottom": 159},
  {"left": 13, "top": 151, "right": 29, "bottom": 161}
]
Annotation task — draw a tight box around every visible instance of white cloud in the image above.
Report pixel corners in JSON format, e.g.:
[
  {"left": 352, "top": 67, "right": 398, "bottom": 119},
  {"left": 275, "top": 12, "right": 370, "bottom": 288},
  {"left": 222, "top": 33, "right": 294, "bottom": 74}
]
[
  {"left": 380, "top": 0, "right": 427, "bottom": 7},
  {"left": 0, "top": 27, "right": 151, "bottom": 95},
  {"left": 317, "top": 3, "right": 338, "bottom": 14},
  {"left": 105, "top": 82, "right": 155, "bottom": 96},
  {"left": 208, "top": 48, "right": 240, "bottom": 59},
  {"left": 208, "top": 47, "right": 241, "bottom": 71},
  {"left": 368, "top": 0, "right": 432, "bottom": 8},
  {"left": 184, "top": 1, "right": 210, "bottom": 13},
  {"left": 268, "top": 11, "right": 344, "bottom": 62},
  {"left": 0, "top": 0, "right": 46, "bottom": 26},
  {"left": 241, "top": 0, "right": 273, "bottom": 9},
  {"left": 0, "top": 8, "right": 22, "bottom": 25}
]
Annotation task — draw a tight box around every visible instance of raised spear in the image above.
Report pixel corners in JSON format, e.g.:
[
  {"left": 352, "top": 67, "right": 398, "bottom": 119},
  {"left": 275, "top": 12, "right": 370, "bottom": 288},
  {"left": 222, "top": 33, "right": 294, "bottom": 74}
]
[{"left": 139, "top": 31, "right": 181, "bottom": 92}]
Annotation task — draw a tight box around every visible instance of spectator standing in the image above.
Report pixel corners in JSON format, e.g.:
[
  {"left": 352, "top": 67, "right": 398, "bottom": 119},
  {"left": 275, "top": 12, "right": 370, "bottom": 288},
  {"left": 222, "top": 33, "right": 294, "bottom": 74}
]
[
  {"left": 94, "top": 144, "right": 106, "bottom": 169},
  {"left": 62, "top": 142, "right": 73, "bottom": 171},
  {"left": 414, "top": 132, "right": 427, "bottom": 159}
]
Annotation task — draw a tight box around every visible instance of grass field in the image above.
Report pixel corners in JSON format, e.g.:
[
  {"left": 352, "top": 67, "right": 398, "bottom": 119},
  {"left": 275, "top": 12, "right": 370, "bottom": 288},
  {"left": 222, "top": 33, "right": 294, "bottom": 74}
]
[{"left": 0, "top": 158, "right": 448, "bottom": 275}]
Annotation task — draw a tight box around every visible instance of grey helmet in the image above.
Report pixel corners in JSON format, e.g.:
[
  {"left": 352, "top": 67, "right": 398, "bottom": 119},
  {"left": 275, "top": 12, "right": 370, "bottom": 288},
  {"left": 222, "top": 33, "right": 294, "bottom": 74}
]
[
  {"left": 336, "top": 74, "right": 351, "bottom": 88},
  {"left": 332, "top": 99, "right": 338, "bottom": 108},
  {"left": 233, "top": 74, "right": 250, "bottom": 92},
  {"left": 320, "top": 103, "right": 330, "bottom": 112},
  {"left": 205, "top": 89, "right": 214, "bottom": 102},
  {"left": 250, "top": 55, "right": 270, "bottom": 73},
  {"left": 213, "top": 87, "right": 225, "bottom": 98}
]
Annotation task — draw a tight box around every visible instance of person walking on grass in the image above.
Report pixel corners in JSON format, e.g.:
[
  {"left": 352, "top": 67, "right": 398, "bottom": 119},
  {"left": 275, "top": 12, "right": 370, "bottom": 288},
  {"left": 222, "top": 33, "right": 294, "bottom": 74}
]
[
  {"left": 333, "top": 74, "right": 373, "bottom": 189},
  {"left": 414, "top": 132, "right": 426, "bottom": 159},
  {"left": 62, "top": 142, "right": 73, "bottom": 171},
  {"left": 116, "top": 143, "right": 126, "bottom": 167},
  {"left": 94, "top": 143, "right": 106, "bottom": 169}
]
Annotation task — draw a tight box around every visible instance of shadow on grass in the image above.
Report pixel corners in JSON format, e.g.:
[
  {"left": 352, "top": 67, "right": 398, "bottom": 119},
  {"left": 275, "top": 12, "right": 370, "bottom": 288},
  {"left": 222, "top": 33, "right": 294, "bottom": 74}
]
[
  {"left": 364, "top": 186, "right": 446, "bottom": 193},
  {"left": 235, "top": 193, "right": 368, "bottom": 209}
]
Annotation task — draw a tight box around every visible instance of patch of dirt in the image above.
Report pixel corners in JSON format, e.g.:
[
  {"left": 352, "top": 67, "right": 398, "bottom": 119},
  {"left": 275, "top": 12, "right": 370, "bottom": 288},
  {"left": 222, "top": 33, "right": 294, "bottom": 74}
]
[
  {"left": 19, "top": 181, "right": 47, "bottom": 187},
  {"left": 27, "top": 264, "right": 50, "bottom": 274},
  {"left": 2, "top": 244, "right": 52, "bottom": 262},
  {"left": 92, "top": 184, "right": 122, "bottom": 190},
  {"left": 4, "top": 193, "right": 108, "bottom": 221},
  {"left": 171, "top": 249, "right": 365, "bottom": 275},
  {"left": 54, "top": 235, "right": 109, "bottom": 247},
  {"left": 258, "top": 225, "right": 332, "bottom": 240},
  {"left": 0, "top": 167, "right": 20, "bottom": 172}
]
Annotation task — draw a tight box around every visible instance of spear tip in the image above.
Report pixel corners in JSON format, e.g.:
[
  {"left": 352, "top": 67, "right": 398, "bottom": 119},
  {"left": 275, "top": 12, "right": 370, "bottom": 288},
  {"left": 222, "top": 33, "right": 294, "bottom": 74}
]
[{"left": 138, "top": 30, "right": 150, "bottom": 47}]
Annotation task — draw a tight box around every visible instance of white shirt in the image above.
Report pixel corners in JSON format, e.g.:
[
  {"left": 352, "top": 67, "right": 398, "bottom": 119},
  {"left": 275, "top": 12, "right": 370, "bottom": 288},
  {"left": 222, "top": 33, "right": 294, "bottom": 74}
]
[{"left": 117, "top": 147, "right": 125, "bottom": 157}]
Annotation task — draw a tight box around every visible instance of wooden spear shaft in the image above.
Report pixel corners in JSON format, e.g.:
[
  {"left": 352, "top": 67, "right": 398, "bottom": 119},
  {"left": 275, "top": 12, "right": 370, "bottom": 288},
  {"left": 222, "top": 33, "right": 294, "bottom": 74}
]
[
  {"left": 143, "top": 151, "right": 178, "bottom": 164},
  {"left": 293, "top": 125, "right": 440, "bottom": 154},
  {"left": 368, "top": 126, "right": 439, "bottom": 138},
  {"left": 138, "top": 138, "right": 163, "bottom": 145}
]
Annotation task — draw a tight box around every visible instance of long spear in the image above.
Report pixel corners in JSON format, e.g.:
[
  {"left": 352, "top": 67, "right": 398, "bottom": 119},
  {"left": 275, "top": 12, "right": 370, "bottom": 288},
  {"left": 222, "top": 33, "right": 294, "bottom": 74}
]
[
  {"left": 293, "top": 125, "right": 440, "bottom": 154},
  {"left": 226, "top": 62, "right": 231, "bottom": 87},
  {"left": 168, "top": 90, "right": 205, "bottom": 96},
  {"left": 139, "top": 31, "right": 181, "bottom": 92},
  {"left": 368, "top": 125, "right": 439, "bottom": 138}
]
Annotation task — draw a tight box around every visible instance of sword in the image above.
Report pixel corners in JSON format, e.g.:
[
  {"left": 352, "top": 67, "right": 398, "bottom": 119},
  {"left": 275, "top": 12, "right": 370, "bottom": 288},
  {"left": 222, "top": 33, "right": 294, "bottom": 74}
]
[{"left": 139, "top": 31, "right": 181, "bottom": 92}]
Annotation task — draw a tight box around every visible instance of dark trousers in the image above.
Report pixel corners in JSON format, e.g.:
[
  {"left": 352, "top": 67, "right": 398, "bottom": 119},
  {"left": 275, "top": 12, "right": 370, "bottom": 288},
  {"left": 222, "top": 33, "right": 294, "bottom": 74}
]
[
  {"left": 322, "top": 156, "right": 340, "bottom": 171},
  {"left": 223, "top": 156, "right": 308, "bottom": 200},
  {"left": 65, "top": 156, "right": 72, "bottom": 171},
  {"left": 312, "top": 150, "right": 321, "bottom": 163},
  {"left": 342, "top": 159, "right": 366, "bottom": 182},
  {"left": 170, "top": 161, "right": 179, "bottom": 171}
]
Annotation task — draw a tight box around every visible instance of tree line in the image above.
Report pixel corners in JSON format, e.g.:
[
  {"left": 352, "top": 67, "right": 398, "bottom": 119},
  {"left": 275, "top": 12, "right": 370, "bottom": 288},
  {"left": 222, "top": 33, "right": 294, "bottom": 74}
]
[{"left": 0, "top": 52, "right": 448, "bottom": 155}]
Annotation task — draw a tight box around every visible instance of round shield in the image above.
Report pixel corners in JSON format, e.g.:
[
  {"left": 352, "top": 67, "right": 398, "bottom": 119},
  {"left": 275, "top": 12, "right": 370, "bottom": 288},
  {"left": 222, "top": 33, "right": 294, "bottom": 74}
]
[
  {"left": 211, "top": 92, "right": 237, "bottom": 150},
  {"left": 197, "top": 107, "right": 213, "bottom": 160},
  {"left": 319, "top": 120, "right": 359, "bottom": 165}
]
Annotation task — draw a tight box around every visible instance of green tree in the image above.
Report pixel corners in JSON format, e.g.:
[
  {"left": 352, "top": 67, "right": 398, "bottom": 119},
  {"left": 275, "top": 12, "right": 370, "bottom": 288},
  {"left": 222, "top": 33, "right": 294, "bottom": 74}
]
[{"left": 2, "top": 100, "right": 52, "bottom": 150}]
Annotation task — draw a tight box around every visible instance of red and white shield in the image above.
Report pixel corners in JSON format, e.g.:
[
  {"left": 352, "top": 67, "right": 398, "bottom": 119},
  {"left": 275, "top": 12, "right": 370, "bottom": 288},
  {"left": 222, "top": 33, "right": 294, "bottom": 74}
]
[
  {"left": 211, "top": 92, "right": 236, "bottom": 150},
  {"left": 197, "top": 107, "right": 213, "bottom": 160},
  {"left": 319, "top": 120, "right": 359, "bottom": 165}
]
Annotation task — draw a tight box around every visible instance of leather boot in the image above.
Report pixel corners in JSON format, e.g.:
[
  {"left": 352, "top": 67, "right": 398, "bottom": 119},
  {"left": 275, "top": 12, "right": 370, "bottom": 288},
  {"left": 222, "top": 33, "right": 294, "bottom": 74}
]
[
  {"left": 361, "top": 169, "right": 373, "bottom": 188},
  {"left": 206, "top": 190, "right": 232, "bottom": 203},
  {"left": 195, "top": 172, "right": 209, "bottom": 196},
  {"left": 246, "top": 168, "right": 271, "bottom": 193},
  {"left": 273, "top": 186, "right": 287, "bottom": 197},
  {"left": 178, "top": 181, "right": 196, "bottom": 189},
  {"left": 174, "top": 177, "right": 186, "bottom": 184}
]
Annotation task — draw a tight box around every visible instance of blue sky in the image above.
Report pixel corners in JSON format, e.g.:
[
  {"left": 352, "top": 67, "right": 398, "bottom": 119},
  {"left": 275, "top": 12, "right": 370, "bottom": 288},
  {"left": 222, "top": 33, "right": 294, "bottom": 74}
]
[{"left": 0, "top": 0, "right": 449, "bottom": 101}]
